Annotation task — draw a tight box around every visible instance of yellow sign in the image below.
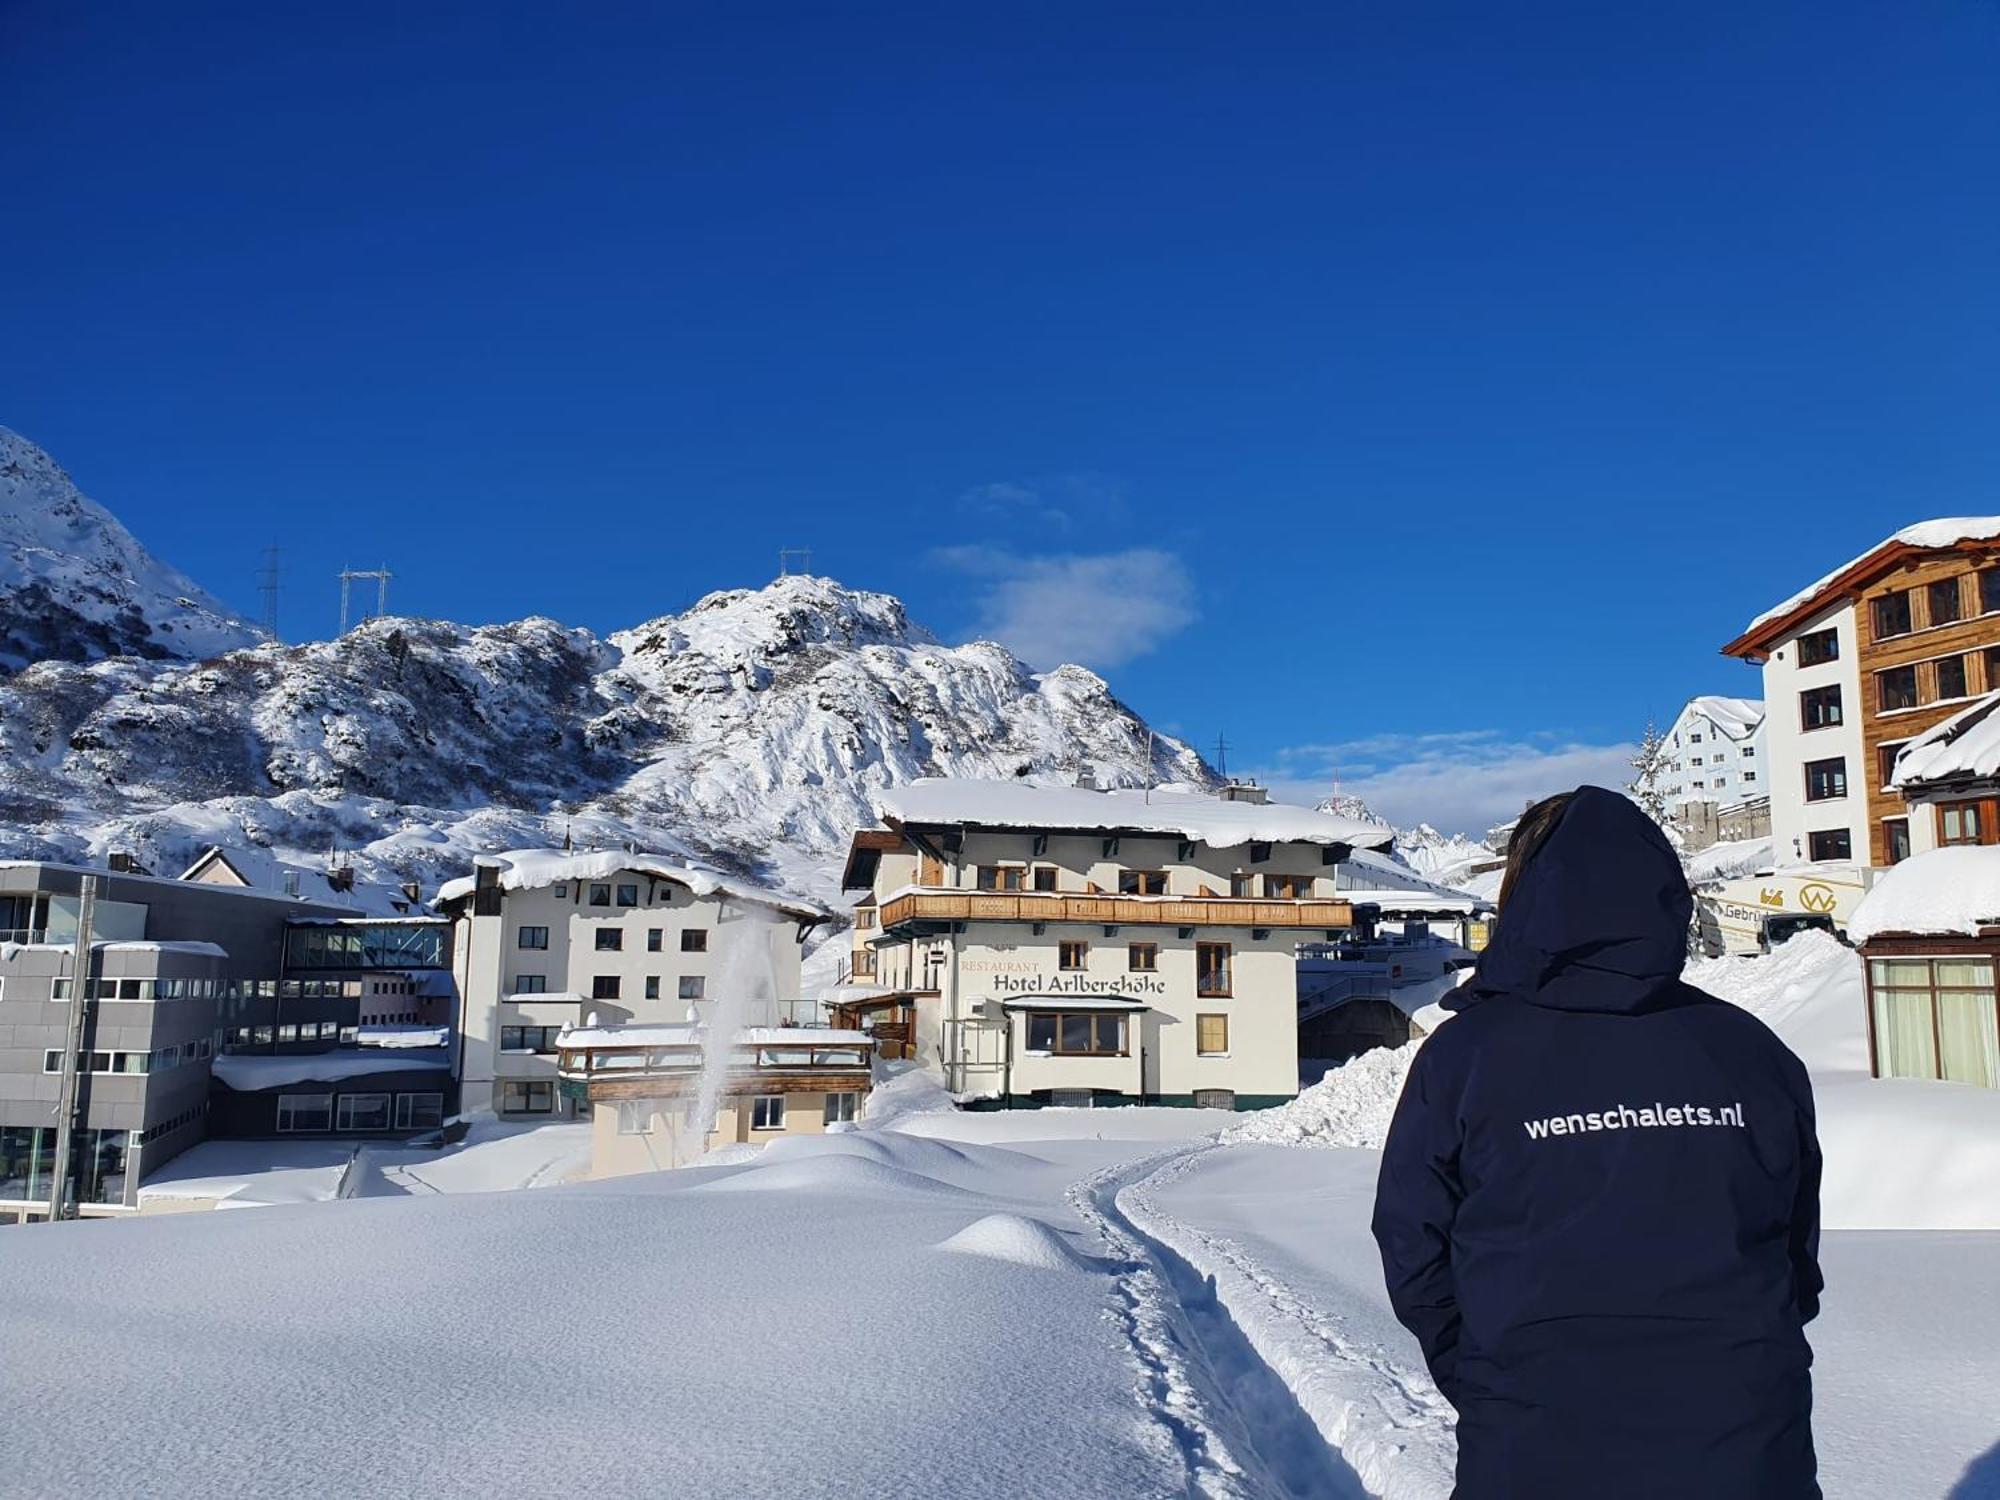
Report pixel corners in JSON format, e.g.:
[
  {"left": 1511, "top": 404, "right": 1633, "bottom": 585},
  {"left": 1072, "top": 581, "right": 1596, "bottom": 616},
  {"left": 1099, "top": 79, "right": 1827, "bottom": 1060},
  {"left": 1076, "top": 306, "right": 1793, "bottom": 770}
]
[{"left": 1799, "top": 883, "right": 1838, "bottom": 915}]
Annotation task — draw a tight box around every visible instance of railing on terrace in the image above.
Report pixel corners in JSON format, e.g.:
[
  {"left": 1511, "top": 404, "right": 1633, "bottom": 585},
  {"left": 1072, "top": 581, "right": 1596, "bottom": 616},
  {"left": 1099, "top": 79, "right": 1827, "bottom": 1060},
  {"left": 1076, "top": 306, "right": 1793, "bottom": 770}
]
[{"left": 877, "top": 890, "right": 1357, "bottom": 932}]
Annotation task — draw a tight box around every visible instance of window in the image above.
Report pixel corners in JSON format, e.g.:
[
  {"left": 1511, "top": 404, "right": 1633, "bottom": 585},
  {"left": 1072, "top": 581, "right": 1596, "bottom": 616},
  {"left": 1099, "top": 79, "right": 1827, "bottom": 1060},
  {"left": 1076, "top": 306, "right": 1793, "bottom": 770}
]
[
  {"left": 1689, "top": 756, "right": 1703, "bottom": 767},
  {"left": 1870, "top": 957, "right": 1998, "bottom": 1088},
  {"left": 1229, "top": 873, "right": 1253, "bottom": 898},
  {"left": 595, "top": 928, "right": 623, "bottom": 952},
  {"left": 645, "top": 976, "right": 660, "bottom": 1000},
  {"left": 1059, "top": 941, "right": 1088, "bottom": 970},
  {"left": 1873, "top": 589, "right": 1913, "bottom": 640},
  {"left": 589, "top": 884, "right": 611, "bottom": 907},
  {"left": 1938, "top": 654, "right": 1969, "bottom": 701},
  {"left": 647, "top": 928, "right": 663, "bottom": 952},
  {"left": 1928, "top": 577, "right": 1964, "bottom": 627},
  {"left": 516, "top": 926, "right": 549, "bottom": 950},
  {"left": 591, "top": 975, "right": 621, "bottom": 1000},
  {"left": 1032, "top": 866, "right": 1058, "bottom": 892},
  {"left": 616, "top": 883, "right": 639, "bottom": 907},
  {"left": 514, "top": 974, "right": 547, "bottom": 995},
  {"left": 276, "top": 1094, "right": 333, "bottom": 1133},
  {"left": 500, "top": 1081, "right": 555, "bottom": 1114},
  {"left": 850, "top": 949, "right": 877, "bottom": 979},
  {"left": 1128, "top": 942, "right": 1158, "bottom": 972},
  {"left": 1197, "top": 942, "right": 1233, "bottom": 997},
  {"left": 1877, "top": 665, "right": 1919, "bottom": 712},
  {"left": 1804, "top": 758, "right": 1847, "bottom": 803},
  {"left": 394, "top": 1093, "right": 444, "bottom": 1130},
  {"left": 681, "top": 929, "right": 707, "bottom": 953},
  {"left": 1984, "top": 570, "right": 2000, "bottom": 616},
  {"left": 501, "top": 1025, "right": 560, "bottom": 1052},
  {"left": 553, "top": 884, "right": 569, "bottom": 898},
  {"left": 678, "top": 976, "right": 705, "bottom": 1000},
  {"left": 1883, "top": 818, "right": 1912, "bottom": 866},
  {"left": 1196, "top": 1013, "right": 1229, "bottom": 1056},
  {"left": 276, "top": 1024, "right": 298, "bottom": 1042},
  {"left": 335, "top": 1094, "right": 392, "bottom": 1132},
  {"left": 1118, "top": 870, "right": 1167, "bottom": 896},
  {"left": 1265, "top": 873, "right": 1314, "bottom": 899},
  {"left": 616, "top": 1100, "right": 653, "bottom": 1135},
  {"left": 1940, "top": 802, "right": 1985, "bottom": 847},
  {"left": 978, "top": 865, "right": 1026, "bottom": 892},
  {"left": 1192, "top": 1089, "right": 1236, "bottom": 1111},
  {"left": 1800, "top": 685, "right": 1843, "bottom": 729},
  {"left": 1879, "top": 741, "right": 1908, "bottom": 789},
  {"left": 1807, "top": 829, "right": 1853, "bottom": 862},
  {"left": 1026, "top": 1012, "right": 1128, "bottom": 1055},
  {"left": 1797, "top": 627, "right": 1840, "bottom": 667},
  {"left": 824, "top": 1091, "right": 859, "bottom": 1125},
  {"left": 750, "top": 1095, "right": 786, "bottom": 1131},
  {"left": 1689, "top": 732, "right": 1704, "bottom": 744}
]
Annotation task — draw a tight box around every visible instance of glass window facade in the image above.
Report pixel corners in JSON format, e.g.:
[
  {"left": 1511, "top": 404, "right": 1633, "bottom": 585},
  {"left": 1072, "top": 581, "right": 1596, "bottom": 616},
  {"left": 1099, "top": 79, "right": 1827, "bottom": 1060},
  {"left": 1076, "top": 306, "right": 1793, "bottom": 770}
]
[
  {"left": 283, "top": 922, "right": 448, "bottom": 970},
  {"left": 0, "top": 1127, "right": 132, "bottom": 1206}
]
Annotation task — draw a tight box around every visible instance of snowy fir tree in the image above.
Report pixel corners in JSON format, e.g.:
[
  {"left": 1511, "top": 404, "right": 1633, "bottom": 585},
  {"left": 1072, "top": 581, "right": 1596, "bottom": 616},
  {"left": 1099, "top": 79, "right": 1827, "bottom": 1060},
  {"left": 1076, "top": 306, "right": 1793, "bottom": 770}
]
[{"left": 1627, "top": 718, "right": 1673, "bottom": 829}]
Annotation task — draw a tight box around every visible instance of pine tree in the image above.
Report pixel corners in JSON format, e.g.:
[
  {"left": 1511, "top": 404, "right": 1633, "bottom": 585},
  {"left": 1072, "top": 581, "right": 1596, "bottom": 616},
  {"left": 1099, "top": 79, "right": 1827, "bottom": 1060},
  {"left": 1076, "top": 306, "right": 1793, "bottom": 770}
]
[{"left": 1627, "top": 718, "right": 1673, "bottom": 828}]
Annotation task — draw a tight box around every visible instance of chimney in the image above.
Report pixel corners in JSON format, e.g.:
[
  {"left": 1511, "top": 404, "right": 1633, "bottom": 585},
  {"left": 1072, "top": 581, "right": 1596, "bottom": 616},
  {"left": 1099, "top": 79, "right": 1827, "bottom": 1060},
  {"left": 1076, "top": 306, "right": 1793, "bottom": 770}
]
[
  {"left": 107, "top": 851, "right": 145, "bottom": 875},
  {"left": 400, "top": 880, "right": 422, "bottom": 905},
  {"left": 1073, "top": 766, "right": 1099, "bottom": 791},
  {"left": 330, "top": 865, "right": 355, "bottom": 893},
  {"left": 1219, "top": 779, "right": 1269, "bottom": 805}
]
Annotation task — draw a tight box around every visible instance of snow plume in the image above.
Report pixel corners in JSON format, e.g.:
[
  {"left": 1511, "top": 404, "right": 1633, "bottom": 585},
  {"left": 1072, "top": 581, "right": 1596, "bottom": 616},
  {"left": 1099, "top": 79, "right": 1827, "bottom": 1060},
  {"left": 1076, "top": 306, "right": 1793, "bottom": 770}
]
[
  {"left": 685, "top": 901, "right": 783, "bottom": 1146},
  {"left": 930, "top": 545, "right": 1196, "bottom": 670}
]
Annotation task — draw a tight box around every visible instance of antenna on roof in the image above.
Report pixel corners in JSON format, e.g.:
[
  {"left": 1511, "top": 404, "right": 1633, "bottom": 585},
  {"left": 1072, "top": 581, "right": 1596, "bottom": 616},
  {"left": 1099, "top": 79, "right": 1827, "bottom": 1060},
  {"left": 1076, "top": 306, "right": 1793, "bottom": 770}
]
[
  {"left": 562, "top": 821, "right": 573, "bottom": 853},
  {"left": 257, "top": 543, "right": 281, "bottom": 639},
  {"left": 777, "top": 547, "right": 813, "bottom": 577}
]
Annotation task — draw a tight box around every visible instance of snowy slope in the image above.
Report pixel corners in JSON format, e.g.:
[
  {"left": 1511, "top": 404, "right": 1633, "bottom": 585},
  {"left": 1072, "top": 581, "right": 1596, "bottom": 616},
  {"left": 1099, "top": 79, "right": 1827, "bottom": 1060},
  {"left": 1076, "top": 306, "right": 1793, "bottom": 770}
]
[
  {"left": 0, "top": 427, "right": 265, "bottom": 671},
  {"left": 0, "top": 572, "right": 1212, "bottom": 906}
]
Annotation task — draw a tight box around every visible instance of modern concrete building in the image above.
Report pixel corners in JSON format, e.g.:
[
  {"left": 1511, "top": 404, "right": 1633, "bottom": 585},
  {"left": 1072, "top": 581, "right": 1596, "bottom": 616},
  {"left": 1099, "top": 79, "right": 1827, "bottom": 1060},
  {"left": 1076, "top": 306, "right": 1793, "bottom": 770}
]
[
  {"left": 1724, "top": 518, "right": 2000, "bottom": 868},
  {"left": 436, "top": 851, "right": 829, "bottom": 1119},
  {"left": 836, "top": 779, "right": 1391, "bottom": 1110}
]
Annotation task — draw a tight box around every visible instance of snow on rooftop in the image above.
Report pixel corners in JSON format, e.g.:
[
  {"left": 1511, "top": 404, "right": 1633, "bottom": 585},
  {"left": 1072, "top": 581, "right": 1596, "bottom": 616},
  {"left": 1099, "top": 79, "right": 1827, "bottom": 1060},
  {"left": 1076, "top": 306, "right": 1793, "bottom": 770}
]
[
  {"left": 433, "top": 849, "right": 829, "bottom": 920},
  {"left": 873, "top": 779, "right": 1395, "bottom": 850},
  {"left": 355, "top": 1025, "right": 451, "bottom": 1049},
  {"left": 180, "top": 844, "right": 420, "bottom": 918},
  {"left": 1745, "top": 517, "right": 2000, "bottom": 633},
  {"left": 1681, "top": 695, "right": 1765, "bottom": 739},
  {"left": 1890, "top": 689, "right": 2000, "bottom": 789},
  {"left": 210, "top": 1048, "right": 454, "bottom": 1091},
  {"left": 1848, "top": 846, "right": 2000, "bottom": 944}
]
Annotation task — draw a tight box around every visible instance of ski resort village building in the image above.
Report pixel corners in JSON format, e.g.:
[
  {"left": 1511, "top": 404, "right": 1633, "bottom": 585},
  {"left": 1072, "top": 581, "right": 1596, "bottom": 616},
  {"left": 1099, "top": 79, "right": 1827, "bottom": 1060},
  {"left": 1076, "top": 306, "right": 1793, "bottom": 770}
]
[
  {"left": 556, "top": 1022, "right": 876, "bottom": 1172},
  {"left": 836, "top": 779, "right": 1393, "bottom": 1110},
  {"left": 436, "top": 851, "right": 829, "bottom": 1118},
  {"left": 1724, "top": 517, "right": 2000, "bottom": 870},
  {"left": 1849, "top": 848, "right": 2000, "bottom": 1091},
  {"left": 0, "top": 854, "right": 455, "bottom": 1223},
  {"left": 1661, "top": 696, "right": 1769, "bottom": 851}
]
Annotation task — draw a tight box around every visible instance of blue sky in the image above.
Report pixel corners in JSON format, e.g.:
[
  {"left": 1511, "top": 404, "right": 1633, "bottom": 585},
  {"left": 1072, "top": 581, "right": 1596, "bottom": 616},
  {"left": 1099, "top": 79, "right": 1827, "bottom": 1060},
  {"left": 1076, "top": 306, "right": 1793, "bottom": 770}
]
[{"left": 4, "top": 2, "right": 1997, "bottom": 833}]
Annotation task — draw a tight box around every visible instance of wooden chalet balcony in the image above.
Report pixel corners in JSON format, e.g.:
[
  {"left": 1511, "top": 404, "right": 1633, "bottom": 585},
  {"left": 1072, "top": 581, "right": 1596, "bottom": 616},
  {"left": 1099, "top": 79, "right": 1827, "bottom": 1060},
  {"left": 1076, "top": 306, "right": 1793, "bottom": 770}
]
[{"left": 875, "top": 889, "right": 1357, "bottom": 935}]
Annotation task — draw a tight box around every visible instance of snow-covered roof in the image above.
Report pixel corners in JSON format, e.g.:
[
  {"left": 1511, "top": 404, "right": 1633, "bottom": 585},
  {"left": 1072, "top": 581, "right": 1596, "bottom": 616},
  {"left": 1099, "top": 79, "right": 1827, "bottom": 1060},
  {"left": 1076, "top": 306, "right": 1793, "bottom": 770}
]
[
  {"left": 556, "top": 1023, "right": 872, "bottom": 1049},
  {"left": 434, "top": 849, "right": 829, "bottom": 921},
  {"left": 180, "top": 845, "right": 422, "bottom": 918},
  {"left": 1738, "top": 517, "right": 2000, "bottom": 638},
  {"left": 355, "top": 1025, "right": 451, "bottom": 1049},
  {"left": 873, "top": 779, "right": 1395, "bottom": 851},
  {"left": 1675, "top": 695, "right": 1765, "bottom": 741},
  {"left": 1849, "top": 846, "right": 2000, "bottom": 944},
  {"left": 209, "top": 1048, "right": 454, "bottom": 1090},
  {"left": 998, "top": 995, "right": 1150, "bottom": 1011},
  {"left": 0, "top": 939, "right": 230, "bottom": 959},
  {"left": 1890, "top": 690, "right": 2000, "bottom": 790}
]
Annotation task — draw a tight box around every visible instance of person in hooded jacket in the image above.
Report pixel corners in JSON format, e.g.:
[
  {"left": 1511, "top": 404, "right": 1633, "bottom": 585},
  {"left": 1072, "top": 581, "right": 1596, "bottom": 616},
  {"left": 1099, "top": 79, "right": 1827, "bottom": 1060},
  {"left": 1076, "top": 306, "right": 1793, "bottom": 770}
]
[{"left": 1372, "top": 785, "right": 1823, "bottom": 1499}]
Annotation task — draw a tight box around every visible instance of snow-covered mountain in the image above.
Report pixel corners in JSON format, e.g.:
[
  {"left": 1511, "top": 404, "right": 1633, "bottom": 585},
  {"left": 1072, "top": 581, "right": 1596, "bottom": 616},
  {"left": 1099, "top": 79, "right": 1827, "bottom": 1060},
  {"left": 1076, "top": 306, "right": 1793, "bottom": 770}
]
[
  {"left": 0, "top": 549, "right": 1212, "bottom": 904},
  {"left": 0, "top": 427, "right": 266, "bottom": 671},
  {"left": 1314, "top": 795, "right": 1495, "bottom": 892}
]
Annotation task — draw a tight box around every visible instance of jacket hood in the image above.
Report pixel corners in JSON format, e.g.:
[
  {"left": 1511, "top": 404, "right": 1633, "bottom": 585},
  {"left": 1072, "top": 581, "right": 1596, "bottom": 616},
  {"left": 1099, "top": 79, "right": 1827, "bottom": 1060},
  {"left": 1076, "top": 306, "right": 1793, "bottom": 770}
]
[{"left": 1459, "top": 784, "right": 1691, "bottom": 1014}]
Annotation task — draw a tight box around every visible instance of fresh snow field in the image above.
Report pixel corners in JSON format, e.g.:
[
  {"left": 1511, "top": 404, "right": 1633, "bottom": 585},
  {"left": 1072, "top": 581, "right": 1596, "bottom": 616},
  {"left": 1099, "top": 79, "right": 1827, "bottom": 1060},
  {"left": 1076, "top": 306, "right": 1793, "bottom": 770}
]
[{"left": 5, "top": 934, "right": 1999, "bottom": 1498}]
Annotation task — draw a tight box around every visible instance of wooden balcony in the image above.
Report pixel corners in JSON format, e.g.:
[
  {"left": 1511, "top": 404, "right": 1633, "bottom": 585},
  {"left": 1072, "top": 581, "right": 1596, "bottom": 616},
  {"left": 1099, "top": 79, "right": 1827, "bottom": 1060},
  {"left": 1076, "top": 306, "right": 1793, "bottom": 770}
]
[{"left": 875, "top": 890, "right": 1357, "bottom": 935}]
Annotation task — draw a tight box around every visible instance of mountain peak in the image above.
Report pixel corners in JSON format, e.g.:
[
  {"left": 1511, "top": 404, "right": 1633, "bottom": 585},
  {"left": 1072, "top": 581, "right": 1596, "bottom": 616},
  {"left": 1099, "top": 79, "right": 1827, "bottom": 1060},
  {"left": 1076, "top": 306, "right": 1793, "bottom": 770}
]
[{"left": 0, "top": 426, "right": 266, "bottom": 672}]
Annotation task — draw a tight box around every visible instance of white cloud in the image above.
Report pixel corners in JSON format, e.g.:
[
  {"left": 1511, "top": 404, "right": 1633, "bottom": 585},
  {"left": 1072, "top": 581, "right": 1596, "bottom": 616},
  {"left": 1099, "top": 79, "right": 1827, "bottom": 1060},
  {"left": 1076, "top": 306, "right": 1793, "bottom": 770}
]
[
  {"left": 953, "top": 473, "right": 1129, "bottom": 533},
  {"left": 1249, "top": 731, "right": 1638, "bottom": 838},
  {"left": 931, "top": 545, "right": 1198, "bottom": 670}
]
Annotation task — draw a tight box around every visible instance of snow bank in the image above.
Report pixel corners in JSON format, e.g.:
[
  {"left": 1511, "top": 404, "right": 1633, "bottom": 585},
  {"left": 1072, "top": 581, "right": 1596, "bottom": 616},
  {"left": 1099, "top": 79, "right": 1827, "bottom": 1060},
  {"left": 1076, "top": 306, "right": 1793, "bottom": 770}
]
[
  {"left": 1220, "top": 1043, "right": 1418, "bottom": 1150},
  {"left": 938, "top": 1212, "right": 1096, "bottom": 1271},
  {"left": 876, "top": 778, "right": 1396, "bottom": 850},
  {"left": 1847, "top": 844, "right": 2000, "bottom": 943},
  {"left": 1684, "top": 929, "right": 1870, "bottom": 1075}
]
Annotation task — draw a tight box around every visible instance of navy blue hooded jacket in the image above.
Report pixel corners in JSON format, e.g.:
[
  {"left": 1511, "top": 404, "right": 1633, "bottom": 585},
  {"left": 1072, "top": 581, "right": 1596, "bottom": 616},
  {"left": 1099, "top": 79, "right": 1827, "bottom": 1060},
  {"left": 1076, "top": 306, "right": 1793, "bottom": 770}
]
[{"left": 1371, "top": 786, "right": 1823, "bottom": 1499}]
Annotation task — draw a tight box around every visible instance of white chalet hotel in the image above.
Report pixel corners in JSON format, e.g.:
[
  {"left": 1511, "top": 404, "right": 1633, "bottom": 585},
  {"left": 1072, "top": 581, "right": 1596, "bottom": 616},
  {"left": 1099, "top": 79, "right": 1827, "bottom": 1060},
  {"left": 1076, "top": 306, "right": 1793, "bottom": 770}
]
[{"left": 837, "top": 780, "right": 1391, "bottom": 1110}]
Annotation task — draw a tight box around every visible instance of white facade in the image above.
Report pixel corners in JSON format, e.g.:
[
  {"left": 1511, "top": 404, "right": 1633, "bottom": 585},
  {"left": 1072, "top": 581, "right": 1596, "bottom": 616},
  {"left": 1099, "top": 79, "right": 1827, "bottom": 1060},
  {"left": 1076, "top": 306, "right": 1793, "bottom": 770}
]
[
  {"left": 1754, "top": 601, "right": 1870, "bottom": 866},
  {"left": 1663, "top": 696, "right": 1766, "bottom": 811},
  {"left": 441, "top": 854, "right": 824, "bottom": 1117},
  {"left": 844, "top": 786, "right": 1392, "bottom": 1110}
]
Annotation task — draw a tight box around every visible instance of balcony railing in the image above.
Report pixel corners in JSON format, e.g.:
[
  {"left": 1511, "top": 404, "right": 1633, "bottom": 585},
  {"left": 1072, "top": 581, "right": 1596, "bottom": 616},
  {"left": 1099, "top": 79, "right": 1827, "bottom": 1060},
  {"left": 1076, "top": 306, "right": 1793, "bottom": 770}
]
[{"left": 876, "top": 890, "right": 1357, "bottom": 934}]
